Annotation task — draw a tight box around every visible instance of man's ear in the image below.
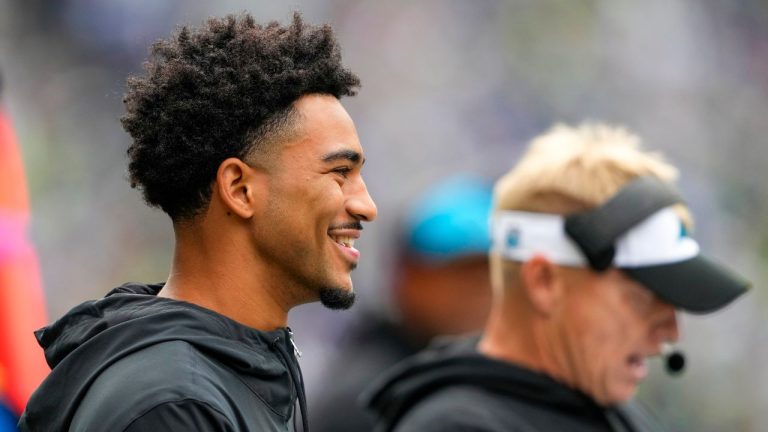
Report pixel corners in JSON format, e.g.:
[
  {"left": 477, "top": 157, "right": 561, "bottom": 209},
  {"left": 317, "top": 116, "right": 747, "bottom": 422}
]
[
  {"left": 214, "top": 158, "right": 263, "bottom": 219},
  {"left": 520, "top": 254, "right": 564, "bottom": 316}
]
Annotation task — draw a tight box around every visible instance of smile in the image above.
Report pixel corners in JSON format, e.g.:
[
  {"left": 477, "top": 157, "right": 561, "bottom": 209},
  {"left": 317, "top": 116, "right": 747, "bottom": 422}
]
[
  {"left": 331, "top": 235, "right": 356, "bottom": 248},
  {"left": 327, "top": 227, "right": 362, "bottom": 263}
]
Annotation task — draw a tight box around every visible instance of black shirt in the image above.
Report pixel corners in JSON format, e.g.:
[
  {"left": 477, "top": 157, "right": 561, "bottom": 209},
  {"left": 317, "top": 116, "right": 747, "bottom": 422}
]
[
  {"left": 20, "top": 283, "right": 307, "bottom": 431},
  {"left": 363, "top": 337, "right": 667, "bottom": 432}
]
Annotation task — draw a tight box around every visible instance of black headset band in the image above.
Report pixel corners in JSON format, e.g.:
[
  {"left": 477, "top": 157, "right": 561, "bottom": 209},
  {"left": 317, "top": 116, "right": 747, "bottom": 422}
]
[{"left": 563, "top": 176, "right": 685, "bottom": 271}]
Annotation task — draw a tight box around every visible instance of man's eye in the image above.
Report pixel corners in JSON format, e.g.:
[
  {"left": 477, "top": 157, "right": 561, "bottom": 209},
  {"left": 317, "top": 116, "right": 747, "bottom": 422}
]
[{"left": 332, "top": 167, "right": 351, "bottom": 178}]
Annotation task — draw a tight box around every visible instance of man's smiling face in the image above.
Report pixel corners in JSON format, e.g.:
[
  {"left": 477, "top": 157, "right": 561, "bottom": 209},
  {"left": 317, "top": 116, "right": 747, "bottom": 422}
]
[{"left": 249, "top": 94, "right": 377, "bottom": 309}]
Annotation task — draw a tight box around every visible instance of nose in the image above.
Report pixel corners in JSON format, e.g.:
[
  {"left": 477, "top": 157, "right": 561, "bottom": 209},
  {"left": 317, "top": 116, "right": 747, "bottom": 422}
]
[
  {"left": 652, "top": 302, "right": 680, "bottom": 345},
  {"left": 347, "top": 177, "right": 377, "bottom": 222}
]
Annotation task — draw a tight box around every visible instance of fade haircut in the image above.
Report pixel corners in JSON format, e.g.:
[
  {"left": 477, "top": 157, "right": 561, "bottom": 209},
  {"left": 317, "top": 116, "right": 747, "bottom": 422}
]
[{"left": 121, "top": 12, "right": 360, "bottom": 221}]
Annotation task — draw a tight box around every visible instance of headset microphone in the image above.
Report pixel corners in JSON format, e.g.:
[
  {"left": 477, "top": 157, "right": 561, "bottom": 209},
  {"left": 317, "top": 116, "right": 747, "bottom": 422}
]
[{"left": 660, "top": 343, "right": 685, "bottom": 375}]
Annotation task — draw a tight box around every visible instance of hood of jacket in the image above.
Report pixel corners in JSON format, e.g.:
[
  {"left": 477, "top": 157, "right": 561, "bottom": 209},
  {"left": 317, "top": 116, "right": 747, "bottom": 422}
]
[
  {"left": 363, "top": 337, "right": 647, "bottom": 431},
  {"left": 21, "top": 282, "right": 301, "bottom": 431}
]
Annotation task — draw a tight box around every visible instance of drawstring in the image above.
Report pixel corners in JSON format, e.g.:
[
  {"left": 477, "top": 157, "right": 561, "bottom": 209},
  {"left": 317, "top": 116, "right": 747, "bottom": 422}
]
[
  {"left": 272, "top": 331, "right": 309, "bottom": 432},
  {"left": 604, "top": 408, "right": 633, "bottom": 432}
]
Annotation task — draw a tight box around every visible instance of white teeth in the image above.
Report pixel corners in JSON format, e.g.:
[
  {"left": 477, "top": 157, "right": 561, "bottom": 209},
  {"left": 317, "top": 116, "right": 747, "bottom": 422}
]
[{"left": 332, "top": 236, "right": 355, "bottom": 248}]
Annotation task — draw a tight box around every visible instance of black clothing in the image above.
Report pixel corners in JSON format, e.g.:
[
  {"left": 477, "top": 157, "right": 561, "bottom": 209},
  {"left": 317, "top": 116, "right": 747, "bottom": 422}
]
[
  {"left": 309, "top": 311, "right": 425, "bottom": 432},
  {"left": 19, "top": 283, "right": 307, "bottom": 432},
  {"left": 363, "top": 338, "right": 666, "bottom": 432}
]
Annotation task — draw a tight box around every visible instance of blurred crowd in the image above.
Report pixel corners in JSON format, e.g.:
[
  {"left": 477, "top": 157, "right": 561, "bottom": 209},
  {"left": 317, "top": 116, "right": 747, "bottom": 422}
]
[{"left": 1, "top": 1, "right": 766, "bottom": 430}]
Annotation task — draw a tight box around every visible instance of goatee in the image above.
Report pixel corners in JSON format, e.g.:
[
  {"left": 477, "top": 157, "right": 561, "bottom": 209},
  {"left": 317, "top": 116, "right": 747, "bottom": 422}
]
[{"left": 319, "top": 287, "right": 356, "bottom": 310}]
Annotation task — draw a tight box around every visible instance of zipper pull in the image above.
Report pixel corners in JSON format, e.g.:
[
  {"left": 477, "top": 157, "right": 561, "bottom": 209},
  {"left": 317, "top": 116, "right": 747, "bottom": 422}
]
[{"left": 287, "top": 327, "right": 302, "bottom": 359}]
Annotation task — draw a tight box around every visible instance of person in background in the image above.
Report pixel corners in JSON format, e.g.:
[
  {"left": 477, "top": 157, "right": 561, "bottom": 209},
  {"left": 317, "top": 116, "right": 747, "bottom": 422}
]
[
  {"left": 310, "top": 175, "right": 493, "bottom": 432},
  {"left": 0, "top": 70, "right": 49, "bottom": 429},
  {"left": 20, "top": 13, "right": 376, "bottom": 431},
  {"left": 365, "top": 123, "right": 750, "bottom": 431}
]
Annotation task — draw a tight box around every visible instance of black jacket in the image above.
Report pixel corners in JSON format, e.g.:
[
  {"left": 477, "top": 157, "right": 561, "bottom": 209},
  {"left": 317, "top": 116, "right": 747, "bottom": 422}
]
[
  {"left": 363, "top": 338, "right": 667, "bottom": 432},
  {"left": 19, "top": 283, "right": 308, "bottom": 432},
  {"left": 309, "top": 310, "right": 425, "bottom": 432}
]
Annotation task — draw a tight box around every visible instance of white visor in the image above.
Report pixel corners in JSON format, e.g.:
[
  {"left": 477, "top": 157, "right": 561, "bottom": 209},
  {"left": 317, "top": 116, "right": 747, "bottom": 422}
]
[{"left": 492, "top": 207, "right": 699, "bottom": 268}]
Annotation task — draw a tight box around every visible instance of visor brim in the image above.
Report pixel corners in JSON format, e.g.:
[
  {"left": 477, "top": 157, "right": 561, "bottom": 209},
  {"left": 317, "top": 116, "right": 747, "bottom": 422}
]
[{"left": 622, "top": 255, "right": 750, "bottom": 314}]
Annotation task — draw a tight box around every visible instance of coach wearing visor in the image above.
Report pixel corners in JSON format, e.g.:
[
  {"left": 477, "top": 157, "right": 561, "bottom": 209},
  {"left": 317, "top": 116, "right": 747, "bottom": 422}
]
[{"left": 365, "top": 123, "right": 750, "bottom": 432}]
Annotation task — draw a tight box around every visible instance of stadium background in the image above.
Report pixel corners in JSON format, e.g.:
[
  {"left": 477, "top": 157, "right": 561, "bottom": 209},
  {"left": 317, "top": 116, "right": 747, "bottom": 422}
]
[{"left": 1, "top": 1, "right": 766, "bottom": 430}]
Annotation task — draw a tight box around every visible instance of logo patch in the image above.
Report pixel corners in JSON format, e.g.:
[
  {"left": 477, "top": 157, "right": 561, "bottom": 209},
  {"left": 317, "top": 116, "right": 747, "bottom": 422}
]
[{"left": 506, "top": 227, "right": 520, "bottom": 248}]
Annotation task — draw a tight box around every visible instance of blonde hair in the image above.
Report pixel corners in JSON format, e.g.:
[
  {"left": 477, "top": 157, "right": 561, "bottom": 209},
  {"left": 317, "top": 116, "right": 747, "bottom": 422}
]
[{"left": 492, "top": 123, "right": 690, "bottom": 290}]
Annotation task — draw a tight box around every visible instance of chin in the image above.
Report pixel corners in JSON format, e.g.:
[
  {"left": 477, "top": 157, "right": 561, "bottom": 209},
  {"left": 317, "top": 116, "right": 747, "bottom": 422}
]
[
  {"left": 602, "top": 388, "right": 636, "bottom": 407},
  {"left": 319, "top": 286, "right": 356, "bottom": 310}
]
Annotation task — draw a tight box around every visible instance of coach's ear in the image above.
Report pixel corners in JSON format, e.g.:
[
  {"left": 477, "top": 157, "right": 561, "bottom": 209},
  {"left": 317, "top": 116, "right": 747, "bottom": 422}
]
[
  {"left": 520, "top": 254, "right": 564, "bottom": 317},
  {"left": 215, "top": 158, "right": 266, "bottom": 219}
]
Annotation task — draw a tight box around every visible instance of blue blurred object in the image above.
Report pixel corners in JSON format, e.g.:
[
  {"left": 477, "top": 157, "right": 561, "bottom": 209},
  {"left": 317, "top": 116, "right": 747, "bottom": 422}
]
[
  {"left": 405, "top": 175, "right": 493, "bottom": 262},
  {"left": 0, "top": 401, "right": 16, "bottom": 432}
]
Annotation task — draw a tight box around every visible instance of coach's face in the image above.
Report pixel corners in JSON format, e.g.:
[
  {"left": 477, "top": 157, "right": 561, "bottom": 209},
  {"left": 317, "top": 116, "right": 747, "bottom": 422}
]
[
  {"left": 557, "top": 267, "right": 679, "bottom": 406},
  {"left": 253, "top": 94, "right": 377, "bottom": 309}
]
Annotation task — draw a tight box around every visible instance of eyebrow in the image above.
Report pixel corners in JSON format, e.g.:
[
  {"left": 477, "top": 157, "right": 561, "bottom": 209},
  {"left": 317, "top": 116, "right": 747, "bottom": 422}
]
[{"left": 321, "top": 149, "right": 363, "bottom": 165}]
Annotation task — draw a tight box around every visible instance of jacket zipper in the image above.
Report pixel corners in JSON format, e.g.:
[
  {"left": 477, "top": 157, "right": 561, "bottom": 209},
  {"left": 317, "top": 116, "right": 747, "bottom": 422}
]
[
  {"left": 272, "top": 329, "right": 309, "bottom": 432},
  {"left": 288, "top": 327, "right": 302, "bottom": 359}
]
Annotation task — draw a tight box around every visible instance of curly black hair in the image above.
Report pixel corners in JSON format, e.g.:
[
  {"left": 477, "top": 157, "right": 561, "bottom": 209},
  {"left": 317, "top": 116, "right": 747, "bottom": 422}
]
[{"left": 121, "top": 12, "right": 360, "bottom": 221}]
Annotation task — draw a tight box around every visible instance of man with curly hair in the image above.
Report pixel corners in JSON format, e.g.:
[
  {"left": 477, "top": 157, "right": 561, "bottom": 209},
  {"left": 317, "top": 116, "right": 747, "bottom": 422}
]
[{"left": 20, "top": 12, "right": 376, "bottom": 431}]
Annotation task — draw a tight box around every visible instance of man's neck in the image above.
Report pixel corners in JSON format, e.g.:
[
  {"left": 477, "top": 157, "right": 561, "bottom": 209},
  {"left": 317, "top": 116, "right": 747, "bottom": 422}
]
[
  {"left": 158, "top": 223, "right": 292, "bottom": 331},
  {"left": 478, "top": 302, "right": 572, "bottom": 386}
]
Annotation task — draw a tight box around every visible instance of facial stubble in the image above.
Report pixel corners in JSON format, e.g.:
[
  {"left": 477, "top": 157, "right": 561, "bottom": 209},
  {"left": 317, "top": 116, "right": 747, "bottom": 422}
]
[{"left": 318, "top": 261, "right": 357, "bottom": 310}]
